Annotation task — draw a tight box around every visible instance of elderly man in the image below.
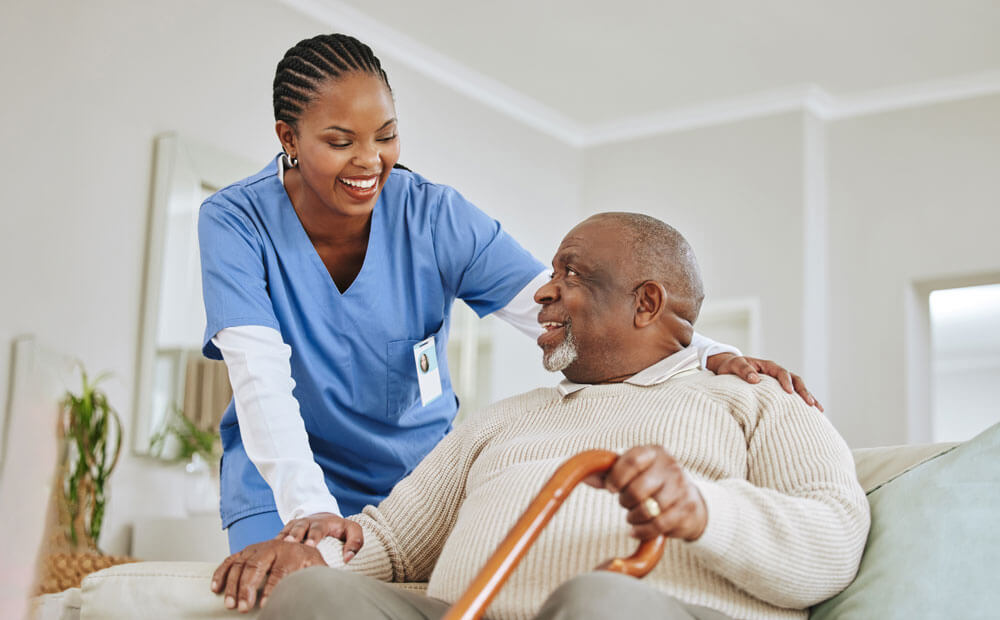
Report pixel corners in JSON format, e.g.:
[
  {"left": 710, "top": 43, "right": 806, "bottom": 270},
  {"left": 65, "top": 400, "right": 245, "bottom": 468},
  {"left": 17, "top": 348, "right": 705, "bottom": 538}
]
[{"left": 214, "top": 213, "right": 869, "bottom": 620}]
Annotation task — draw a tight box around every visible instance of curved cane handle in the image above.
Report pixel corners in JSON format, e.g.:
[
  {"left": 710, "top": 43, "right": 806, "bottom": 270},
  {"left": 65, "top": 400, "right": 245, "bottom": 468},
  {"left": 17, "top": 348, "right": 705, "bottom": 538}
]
[{"left": 442, "top": 449, "right": 666, "bottom": 620}]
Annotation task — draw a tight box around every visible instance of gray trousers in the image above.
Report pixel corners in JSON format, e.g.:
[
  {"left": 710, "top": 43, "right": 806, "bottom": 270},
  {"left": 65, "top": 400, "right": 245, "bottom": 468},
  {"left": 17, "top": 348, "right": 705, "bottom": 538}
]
[{"left": 260, "top": 567, "right": 733, "bottom": 620}]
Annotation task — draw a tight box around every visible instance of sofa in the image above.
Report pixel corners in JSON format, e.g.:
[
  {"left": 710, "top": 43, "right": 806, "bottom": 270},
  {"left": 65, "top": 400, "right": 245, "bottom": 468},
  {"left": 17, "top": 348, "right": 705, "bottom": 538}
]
[{"left": 29, "top": 421, "right": 999, "bottom": 619}]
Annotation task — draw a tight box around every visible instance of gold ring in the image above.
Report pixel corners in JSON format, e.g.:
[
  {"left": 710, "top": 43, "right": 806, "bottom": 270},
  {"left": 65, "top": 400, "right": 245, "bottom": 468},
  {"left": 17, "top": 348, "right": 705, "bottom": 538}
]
[{"left": 643, "top": 497, "right": 661, "bottom": 519}]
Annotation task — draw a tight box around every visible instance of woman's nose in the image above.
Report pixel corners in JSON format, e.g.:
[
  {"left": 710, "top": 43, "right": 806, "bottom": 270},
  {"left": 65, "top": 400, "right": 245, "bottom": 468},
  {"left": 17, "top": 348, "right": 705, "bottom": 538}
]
[{"left": 354, "top": 143, "right": 381, "bottom": 170}]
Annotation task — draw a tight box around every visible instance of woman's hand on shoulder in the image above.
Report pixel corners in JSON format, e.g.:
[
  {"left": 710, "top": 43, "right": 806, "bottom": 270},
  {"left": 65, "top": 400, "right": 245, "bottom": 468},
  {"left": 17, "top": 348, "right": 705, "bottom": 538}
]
[
  {"left": 212, "top": 539, "right": 325, "bottom": 612},
  {"left": 705, "top": 353, "right": 823, "bottom": 412},
  {"left": 279, "top": 512, "right": 364, "bottom": 562}
]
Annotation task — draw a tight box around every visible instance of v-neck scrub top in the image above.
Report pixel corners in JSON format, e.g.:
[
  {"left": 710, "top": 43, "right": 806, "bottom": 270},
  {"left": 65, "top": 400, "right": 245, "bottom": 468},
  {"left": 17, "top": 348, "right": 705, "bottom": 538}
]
[{"left": 199, "top": 156, "right": 544, "bottom": 527}]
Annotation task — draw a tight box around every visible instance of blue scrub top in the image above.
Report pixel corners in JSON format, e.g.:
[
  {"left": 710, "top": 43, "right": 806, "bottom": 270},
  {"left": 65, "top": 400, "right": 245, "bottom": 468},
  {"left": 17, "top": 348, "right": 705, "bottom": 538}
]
[{"left": 199, "top": 156, "right": 544, "bottom": 527}]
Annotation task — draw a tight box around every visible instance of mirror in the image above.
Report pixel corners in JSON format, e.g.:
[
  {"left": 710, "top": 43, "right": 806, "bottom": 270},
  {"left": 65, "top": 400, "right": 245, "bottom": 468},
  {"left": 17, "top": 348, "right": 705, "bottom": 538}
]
[{"left": 133, "top": 134, "right": 256, "bottom": 455}]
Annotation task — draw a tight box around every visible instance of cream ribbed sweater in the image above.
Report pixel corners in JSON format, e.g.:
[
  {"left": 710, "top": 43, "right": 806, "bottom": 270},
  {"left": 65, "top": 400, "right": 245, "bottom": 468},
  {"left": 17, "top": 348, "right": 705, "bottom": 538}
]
[{"left": 318, "top": 371, "right": 870, "bottom": 620}]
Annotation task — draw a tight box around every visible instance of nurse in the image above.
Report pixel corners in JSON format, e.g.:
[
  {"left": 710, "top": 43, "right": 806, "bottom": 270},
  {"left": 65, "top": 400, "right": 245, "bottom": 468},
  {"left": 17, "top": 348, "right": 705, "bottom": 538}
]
[{"left": 199, "top": 33, "right": 821, "bottom": 562}]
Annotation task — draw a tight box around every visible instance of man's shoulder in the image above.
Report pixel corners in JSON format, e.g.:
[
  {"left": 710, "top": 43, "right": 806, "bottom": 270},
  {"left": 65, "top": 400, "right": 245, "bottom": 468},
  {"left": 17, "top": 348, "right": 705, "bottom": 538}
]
[{"left": 673, "top": 370, "right": 806, "bottom": 415}]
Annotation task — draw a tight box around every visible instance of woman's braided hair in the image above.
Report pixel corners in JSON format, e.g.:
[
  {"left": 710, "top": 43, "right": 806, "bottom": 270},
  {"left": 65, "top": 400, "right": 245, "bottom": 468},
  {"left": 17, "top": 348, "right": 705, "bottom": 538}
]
[{"left": 273, "top": 33, "right": 391, "bottom": 128}]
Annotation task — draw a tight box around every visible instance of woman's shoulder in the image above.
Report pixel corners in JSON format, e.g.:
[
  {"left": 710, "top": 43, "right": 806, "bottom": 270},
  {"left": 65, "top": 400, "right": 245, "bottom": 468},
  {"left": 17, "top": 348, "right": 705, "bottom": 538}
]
[
  {"left": 384, "top": 166, "right": 453, "bottom": 202},
  {"left": 203, "top": 157, "right": 281, "bottom": 215},
  {"left": 384, "top": 167, "right": 487, "bottom": 227}
]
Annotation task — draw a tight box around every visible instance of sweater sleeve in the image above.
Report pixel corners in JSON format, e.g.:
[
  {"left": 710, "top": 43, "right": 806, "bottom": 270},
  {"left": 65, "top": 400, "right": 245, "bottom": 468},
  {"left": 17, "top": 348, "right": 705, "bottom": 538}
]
[
  {"left": 686, "top": 380, "right": 870, "bottom": 608},
  {"left": 316, "top": 408, "right": 501, "bottom": 582}
]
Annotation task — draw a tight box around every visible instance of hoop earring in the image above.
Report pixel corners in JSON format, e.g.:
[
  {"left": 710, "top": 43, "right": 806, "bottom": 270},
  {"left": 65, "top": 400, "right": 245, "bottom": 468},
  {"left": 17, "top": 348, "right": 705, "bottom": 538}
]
[{"left": 283, "top": 152, "right": 298, "bottom": 168}]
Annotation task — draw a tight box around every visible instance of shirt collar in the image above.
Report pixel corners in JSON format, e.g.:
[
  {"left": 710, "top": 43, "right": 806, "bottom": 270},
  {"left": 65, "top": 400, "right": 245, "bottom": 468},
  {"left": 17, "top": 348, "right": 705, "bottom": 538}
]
[{"left": 556, "top": 347, "right": 701, "bottom": 398}]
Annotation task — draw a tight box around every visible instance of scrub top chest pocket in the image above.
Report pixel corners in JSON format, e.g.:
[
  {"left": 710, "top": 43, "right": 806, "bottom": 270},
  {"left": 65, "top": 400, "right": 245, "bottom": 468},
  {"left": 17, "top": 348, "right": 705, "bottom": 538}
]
[{"left": 386, "top": 324, "right": 447, "bottom": 419}]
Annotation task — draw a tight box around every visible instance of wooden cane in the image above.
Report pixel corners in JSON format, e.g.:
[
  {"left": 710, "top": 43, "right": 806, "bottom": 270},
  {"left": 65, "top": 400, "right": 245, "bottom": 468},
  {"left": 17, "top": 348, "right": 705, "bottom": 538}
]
[{"left": 441, "top": 449, "right": 666, "bottom": 620}]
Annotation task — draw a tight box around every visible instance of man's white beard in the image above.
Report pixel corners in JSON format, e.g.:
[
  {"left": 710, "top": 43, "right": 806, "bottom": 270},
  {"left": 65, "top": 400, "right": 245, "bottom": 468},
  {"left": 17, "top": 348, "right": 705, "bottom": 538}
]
[{"left": 543, "top": 325, "right": 579, "bottom": 372}]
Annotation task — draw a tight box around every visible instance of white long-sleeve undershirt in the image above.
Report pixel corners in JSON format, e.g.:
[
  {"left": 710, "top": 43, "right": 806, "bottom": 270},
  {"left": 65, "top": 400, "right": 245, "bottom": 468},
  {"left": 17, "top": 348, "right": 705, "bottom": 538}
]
[{"left": 213, "top": 270, "right": 741, "bottom": 523}]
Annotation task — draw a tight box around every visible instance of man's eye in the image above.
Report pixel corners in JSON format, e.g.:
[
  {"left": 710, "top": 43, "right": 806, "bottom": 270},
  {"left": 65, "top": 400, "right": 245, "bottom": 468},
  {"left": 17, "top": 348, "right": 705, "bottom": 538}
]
[{"left": 566, "top": 267, "right": 579, "bottom": 277}]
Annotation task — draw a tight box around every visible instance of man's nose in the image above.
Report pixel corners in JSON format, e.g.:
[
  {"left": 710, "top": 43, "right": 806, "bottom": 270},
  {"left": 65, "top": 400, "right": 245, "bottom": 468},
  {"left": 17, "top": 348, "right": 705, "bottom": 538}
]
[{"left": 534, "top": 278, "right": 558, "bottom": 304}]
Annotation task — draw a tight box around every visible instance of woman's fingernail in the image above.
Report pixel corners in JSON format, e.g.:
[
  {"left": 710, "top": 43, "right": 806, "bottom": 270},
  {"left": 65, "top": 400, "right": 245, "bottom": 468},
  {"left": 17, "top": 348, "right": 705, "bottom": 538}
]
[
  {"left": 260, "top": 597, "right": 268, "bottom": 609},
  {"left": 225, "top": 596, "right": 235, "bottom": 609},
  {"left": 305, "top": 539, "right": 316, "bottom": 546},
  {"left": 344, "top": 551, "right": 355, "bottom": 562},
  {"left": 211, "top": 580, "right": 217, "bottom": 590},
  {"left": 238, "top": 600, "right": 248, "bottom": 612},
  {"left": 749, "top": 373, "right": 759, "bottom": 381}
]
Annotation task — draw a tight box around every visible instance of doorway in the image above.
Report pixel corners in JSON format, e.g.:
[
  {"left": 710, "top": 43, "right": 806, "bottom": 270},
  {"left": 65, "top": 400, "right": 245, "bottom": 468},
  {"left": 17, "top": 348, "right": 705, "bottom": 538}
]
[{"left": 929, "top": 283, "right": 1000, "bottom": 442}]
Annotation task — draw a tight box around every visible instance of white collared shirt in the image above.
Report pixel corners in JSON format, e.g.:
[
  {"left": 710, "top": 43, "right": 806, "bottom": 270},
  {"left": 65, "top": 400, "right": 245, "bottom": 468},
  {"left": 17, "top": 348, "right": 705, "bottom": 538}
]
[{"left": 556, "top": 346, "right": 702, "bottom": 398}]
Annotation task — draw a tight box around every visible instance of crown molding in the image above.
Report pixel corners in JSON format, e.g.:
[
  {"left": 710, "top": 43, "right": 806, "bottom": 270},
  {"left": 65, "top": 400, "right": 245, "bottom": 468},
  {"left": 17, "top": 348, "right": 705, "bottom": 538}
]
[
  {"left": 581, "top": 85, "right": 819, "bottom": 147},
  {"left": 809, "top": 69, "right": 1000, "bottom": 120},
  {"left": 276, "top": 0, "right": 1000, "bottom": 148}
]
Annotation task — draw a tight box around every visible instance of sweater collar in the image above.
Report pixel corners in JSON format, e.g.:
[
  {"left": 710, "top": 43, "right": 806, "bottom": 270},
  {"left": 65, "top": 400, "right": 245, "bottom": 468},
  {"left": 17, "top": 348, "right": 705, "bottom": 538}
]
[{"left": 556, "top": 346, "right": 701, "bottom": 398}]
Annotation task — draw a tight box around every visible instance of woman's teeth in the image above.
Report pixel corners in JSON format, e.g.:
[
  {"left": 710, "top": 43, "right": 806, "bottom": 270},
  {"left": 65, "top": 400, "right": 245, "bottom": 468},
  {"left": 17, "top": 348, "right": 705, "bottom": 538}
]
[{"left": 340, "top": 177, "right": 377, "bottom": 189}]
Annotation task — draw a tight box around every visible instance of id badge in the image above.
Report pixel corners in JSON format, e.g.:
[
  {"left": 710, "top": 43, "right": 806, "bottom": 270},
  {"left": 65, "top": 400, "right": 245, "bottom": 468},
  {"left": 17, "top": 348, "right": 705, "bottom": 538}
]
[{"left": 413, "top": 336, "right": 443, "bottom": 406}]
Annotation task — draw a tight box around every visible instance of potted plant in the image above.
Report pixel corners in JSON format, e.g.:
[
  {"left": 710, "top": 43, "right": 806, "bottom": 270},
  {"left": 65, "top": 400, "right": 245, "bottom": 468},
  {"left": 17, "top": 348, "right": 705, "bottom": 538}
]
[
  {"left": 149, "top": 407, "right": 221, "bottom": 514},
  {"left": 59, "top": 367, "right": 122, "bottom": 552},
  {"left": 148, "top": 405, "right": 220, "bottom": 463}
]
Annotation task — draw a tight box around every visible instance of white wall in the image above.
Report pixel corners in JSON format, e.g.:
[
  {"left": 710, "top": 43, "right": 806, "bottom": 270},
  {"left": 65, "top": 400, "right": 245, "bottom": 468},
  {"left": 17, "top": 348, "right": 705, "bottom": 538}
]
[
  {"left": 827, "top": 94, "right": 1000, "bottom": 447},
  {"left": 0, "top": 0, "right": 578, "bottom": 555}
]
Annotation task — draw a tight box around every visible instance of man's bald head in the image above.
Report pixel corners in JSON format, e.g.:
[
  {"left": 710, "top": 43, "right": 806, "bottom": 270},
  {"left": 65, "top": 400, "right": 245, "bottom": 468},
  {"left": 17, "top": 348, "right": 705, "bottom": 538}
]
[
  {"left": 534, "top": 213, "right": 706, "bottom": 384},
  {"left": 588, "top": 212, "right": 704, "bottom": 324}
]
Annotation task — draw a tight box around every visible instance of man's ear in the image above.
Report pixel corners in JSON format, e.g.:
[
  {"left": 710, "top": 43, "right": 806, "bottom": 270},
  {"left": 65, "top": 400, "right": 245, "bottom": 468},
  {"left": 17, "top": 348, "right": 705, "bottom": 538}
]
[
  {"left": 275, "top": 121, "right": 297, "bottom": 158},
  {"left": 634, "top": 281, "right": 667, "bottom": 328}
]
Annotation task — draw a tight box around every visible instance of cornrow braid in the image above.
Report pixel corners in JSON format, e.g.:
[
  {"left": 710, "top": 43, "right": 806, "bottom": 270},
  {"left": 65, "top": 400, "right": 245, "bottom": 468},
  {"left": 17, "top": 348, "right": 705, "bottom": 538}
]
[{"left": 272, "top": 33, "right": 391, "bottom": 128}]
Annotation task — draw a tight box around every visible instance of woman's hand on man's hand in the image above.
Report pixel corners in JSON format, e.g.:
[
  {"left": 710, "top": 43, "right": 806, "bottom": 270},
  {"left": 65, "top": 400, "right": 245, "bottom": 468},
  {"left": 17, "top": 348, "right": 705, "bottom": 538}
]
[
  {"left": 705, "top": 353, "right": 823, "bottom": 411},
  {"left": 212, "top": 539, "right": 325, "bottom": 612},
  {"left": 278, "top": 512, "right": 364, "bottom": 562},
  {"left": 210, "top": 513, "right": 364, "bottom": 612}
]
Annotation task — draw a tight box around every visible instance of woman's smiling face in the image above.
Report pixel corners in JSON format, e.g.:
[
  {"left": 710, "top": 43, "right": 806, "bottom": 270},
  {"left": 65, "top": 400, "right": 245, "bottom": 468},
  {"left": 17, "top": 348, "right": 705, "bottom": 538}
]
[{"left": 279, "top": 71, "right": 401, "bottom": 218}]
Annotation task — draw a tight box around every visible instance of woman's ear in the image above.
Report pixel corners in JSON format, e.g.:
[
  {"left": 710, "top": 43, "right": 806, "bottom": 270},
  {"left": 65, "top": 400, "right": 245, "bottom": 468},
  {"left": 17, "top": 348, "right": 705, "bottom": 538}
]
[
  {"left": 275, "top": 121, "right": 297, "bottom": 158},
  {"left": 634, "top": 281, "right": 667, "bottom": 328}
]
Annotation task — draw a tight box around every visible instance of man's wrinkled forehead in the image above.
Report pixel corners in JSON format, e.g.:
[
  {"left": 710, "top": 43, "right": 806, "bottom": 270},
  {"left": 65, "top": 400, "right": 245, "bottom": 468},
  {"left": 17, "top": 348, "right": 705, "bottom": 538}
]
[{"left": 554, "top": 219, "right": 629, "bottom": 268}]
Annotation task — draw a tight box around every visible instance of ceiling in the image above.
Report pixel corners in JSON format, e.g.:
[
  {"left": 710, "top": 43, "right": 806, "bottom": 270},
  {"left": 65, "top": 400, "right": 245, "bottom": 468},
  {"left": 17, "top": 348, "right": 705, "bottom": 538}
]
[{"left": 286, "top": 0, "right": 1000, "bottom": 142}]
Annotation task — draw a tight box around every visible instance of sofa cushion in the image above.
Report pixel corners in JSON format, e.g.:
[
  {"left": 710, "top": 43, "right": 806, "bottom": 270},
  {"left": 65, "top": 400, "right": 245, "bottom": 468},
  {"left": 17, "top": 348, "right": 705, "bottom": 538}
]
[
  {"left": 79, "top": 560, "right": 429, "bottom": 618},
  {"left": 81, "top": 562, "right": 248, "bottom": 620},
  {"left": 851, "top": 441, "right": 958, "bottom": 493},
  {"left": 811, "top": 422, "right": 1000, "bottom": 619}
]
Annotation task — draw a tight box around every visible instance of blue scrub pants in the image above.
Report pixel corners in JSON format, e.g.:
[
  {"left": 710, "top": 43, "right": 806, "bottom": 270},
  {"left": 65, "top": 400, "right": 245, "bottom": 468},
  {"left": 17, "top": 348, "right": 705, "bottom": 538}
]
[{"left": 227, "top": 510, "right": 283, "bottom": 553}]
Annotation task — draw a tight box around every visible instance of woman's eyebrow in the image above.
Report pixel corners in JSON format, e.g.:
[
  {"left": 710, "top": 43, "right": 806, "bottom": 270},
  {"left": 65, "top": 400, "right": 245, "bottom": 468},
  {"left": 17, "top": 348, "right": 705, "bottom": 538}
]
[{"left": 322, "top": 118, "right": 397, "bottom": 134}]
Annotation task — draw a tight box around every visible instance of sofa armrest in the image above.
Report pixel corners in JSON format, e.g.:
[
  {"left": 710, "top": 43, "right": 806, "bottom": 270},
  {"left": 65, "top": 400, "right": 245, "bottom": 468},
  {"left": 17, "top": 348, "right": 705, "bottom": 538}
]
[{"left": 28, "top": 588, "right": 81, "bottom": 620}]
